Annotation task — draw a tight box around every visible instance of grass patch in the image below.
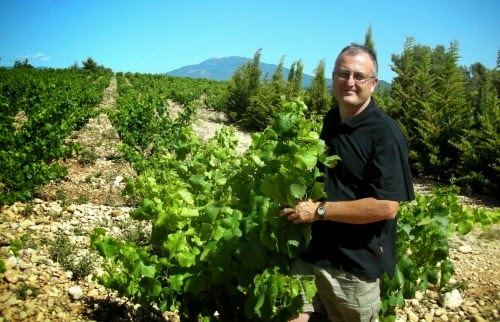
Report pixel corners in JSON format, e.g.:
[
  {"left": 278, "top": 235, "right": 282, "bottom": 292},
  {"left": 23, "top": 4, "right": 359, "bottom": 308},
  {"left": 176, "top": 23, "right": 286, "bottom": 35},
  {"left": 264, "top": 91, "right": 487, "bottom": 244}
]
[
  {"left": 15, "top": 283, "right": 40, "bottom": 300},
  {"left": 49, "top": 234, "right": 94, "bottom": 280}
]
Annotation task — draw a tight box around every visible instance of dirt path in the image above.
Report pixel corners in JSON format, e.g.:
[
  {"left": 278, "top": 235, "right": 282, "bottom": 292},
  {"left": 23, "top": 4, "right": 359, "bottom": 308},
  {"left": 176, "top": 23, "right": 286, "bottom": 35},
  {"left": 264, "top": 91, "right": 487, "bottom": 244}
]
[
  {"left": 0, "top": 77, "right": 499, "bottom": 321},
  {"left": 36, "top": 76, "right": 136, "bottom": 207}
]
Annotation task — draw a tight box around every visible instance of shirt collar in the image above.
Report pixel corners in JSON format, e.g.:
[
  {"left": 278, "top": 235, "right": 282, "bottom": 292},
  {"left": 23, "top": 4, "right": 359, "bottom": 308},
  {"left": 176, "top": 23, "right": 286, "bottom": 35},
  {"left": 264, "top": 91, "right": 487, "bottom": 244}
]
[{"left": 342, "top": 97, "right": 377, "bottom": 128}]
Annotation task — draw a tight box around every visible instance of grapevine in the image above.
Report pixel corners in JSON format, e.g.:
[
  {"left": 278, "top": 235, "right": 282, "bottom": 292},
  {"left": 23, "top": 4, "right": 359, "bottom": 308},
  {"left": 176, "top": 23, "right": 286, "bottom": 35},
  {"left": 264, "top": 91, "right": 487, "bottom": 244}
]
[{"left": 92, "top": 98, "right": 337, "bottom": 321}]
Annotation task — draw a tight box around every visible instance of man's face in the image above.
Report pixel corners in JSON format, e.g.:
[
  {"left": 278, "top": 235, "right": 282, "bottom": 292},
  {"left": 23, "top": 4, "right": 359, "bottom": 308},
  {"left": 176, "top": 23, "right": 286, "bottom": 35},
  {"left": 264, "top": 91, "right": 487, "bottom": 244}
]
[{"left": 332, "top": 51, "right": 378, "bottom": 110}]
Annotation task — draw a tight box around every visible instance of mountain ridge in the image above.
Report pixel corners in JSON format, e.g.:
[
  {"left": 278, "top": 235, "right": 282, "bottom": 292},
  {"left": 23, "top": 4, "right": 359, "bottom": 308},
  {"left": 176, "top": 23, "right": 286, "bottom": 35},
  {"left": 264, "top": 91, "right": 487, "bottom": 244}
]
[
  {"left": 165, "top": 56, "right": 391, "bottom": 89},
  {"left": 165, "top": 56, "right": 328, "bottom": 88}
]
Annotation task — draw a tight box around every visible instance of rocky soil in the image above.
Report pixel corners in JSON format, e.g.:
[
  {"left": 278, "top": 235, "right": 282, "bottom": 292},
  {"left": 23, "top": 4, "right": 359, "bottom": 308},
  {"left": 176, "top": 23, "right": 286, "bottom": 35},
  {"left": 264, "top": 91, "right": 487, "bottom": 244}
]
[{"left": 1, "top": 77, "right": 498, "bottom": 321}]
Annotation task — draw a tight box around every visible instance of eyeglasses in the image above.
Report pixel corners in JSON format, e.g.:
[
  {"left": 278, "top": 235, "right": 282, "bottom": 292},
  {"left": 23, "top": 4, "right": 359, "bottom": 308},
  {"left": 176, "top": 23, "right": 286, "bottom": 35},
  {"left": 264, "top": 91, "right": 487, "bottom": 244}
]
[{"left": 334, "top": 71, "right": 376, "bottom": 84}]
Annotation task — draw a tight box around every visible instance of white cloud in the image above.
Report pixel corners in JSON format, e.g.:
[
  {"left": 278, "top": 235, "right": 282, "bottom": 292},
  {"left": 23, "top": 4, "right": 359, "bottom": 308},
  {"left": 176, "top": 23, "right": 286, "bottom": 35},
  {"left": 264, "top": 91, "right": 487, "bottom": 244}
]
[
  {"left": 33, "top": 52, "right": 51, "bottom": 61},
  {"left": 19, "top": 53, "right": 51, "bottom": 62},
  {"left": 12, "top": 53, "right": 52, "bottom": 66}
]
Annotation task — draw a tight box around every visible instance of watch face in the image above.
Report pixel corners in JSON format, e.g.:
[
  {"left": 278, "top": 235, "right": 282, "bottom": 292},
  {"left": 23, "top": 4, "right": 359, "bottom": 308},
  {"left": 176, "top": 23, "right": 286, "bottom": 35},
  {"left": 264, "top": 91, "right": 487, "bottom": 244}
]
[{"left": 318, "top": 206, "right": 326, "bottom": 215}]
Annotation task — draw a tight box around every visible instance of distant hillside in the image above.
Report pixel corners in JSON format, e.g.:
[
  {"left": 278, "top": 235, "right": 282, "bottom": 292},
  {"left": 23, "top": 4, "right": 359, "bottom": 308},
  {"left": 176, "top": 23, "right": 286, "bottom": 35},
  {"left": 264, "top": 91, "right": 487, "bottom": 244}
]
[
  {"left": 166, "top": 56, "right": 390, "bottom": 90},
  {"left": 165, "top": 56, "right": 325, "bottom": 88}
]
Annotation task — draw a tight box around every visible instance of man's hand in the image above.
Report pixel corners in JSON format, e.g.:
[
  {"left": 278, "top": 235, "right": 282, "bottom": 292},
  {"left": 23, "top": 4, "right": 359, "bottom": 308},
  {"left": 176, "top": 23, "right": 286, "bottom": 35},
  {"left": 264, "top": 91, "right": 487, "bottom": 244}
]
[{"left": 279, "top": 200, "right": 319, "bottom": 224}]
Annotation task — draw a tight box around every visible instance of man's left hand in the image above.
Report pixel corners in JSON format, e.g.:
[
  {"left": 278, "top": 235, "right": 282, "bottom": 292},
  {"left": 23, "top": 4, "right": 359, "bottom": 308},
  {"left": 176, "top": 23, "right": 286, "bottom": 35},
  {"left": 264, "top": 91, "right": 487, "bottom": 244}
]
[{"left": 279, "top": 200, "right": 319, "bottom": 224}]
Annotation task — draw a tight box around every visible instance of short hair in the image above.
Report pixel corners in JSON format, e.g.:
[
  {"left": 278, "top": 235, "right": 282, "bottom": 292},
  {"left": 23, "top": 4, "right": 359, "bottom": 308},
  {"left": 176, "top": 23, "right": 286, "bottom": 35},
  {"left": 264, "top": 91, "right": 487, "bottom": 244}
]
[{"left": 335, "top": 43, "right": 378, "bottom": 77}]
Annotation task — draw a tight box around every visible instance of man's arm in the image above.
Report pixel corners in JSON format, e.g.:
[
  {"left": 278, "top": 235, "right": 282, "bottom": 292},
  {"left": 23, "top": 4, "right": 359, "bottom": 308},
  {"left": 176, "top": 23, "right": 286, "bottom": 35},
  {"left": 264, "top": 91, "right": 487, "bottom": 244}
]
[{"left": 279, "top": 198, "right": 400, "bottom": 224}]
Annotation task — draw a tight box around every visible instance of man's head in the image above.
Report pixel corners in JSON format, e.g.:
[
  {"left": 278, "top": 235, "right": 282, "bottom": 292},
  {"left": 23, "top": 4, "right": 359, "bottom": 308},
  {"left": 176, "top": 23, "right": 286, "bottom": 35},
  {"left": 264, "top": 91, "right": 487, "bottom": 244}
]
[{"left": 332, "top": 43, "right": 378, "bottom": 111}]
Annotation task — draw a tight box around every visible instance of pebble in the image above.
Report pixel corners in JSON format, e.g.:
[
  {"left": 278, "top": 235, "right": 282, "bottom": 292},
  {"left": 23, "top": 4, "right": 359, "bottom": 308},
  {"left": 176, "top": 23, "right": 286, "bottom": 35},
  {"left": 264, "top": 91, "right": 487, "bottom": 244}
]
[
  {"left": 3, "top": 270, "right": 20, "bottom": 284},
  {"left": 441, "top": 289, "right": 463, "bottom": 309},
  {"left": 66, "top": 204, "right": 77, "bottom": 213},
  {"left": 68, "top": 286, "right": 83, "bottom": 300},
  {"left": 113, "top": 175, "right": 124, "bottom": 187},
  {"left": 0, "top": 199, "right": 170, "bottom": 321},
  {"left": 458, "top": 245, "right": 473, "bottom": 253}
]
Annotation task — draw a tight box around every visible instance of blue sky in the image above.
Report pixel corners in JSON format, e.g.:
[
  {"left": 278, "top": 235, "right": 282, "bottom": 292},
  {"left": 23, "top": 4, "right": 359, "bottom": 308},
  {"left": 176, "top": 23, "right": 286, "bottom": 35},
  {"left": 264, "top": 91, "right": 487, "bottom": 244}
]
[{"left": 1, "top": 0, "right": 498, "bottom": 82}]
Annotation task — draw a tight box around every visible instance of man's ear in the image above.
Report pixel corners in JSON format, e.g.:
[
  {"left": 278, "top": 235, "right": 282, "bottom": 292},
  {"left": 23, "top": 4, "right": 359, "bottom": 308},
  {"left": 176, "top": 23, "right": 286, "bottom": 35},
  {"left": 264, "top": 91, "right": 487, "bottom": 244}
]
[{"left": 370, "top": 78, "right": 378, "bottom": 93}]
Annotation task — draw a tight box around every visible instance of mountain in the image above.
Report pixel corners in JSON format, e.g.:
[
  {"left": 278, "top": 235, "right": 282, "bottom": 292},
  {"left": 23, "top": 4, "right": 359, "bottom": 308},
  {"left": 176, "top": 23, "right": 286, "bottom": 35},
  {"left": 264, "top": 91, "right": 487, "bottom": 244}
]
[
  {"left": 165, "top": 56, "right": 326, "bottom": 88},
  {"left": 165, "top": 56, "right": 391, "bottom": 90}
]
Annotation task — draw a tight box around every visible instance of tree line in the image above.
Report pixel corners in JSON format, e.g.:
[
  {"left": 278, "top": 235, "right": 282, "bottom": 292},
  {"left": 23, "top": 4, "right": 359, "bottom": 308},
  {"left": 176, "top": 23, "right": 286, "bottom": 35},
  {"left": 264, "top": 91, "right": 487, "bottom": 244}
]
[{"left": 4, "top": 57, "right": 111, "bottom": 75}]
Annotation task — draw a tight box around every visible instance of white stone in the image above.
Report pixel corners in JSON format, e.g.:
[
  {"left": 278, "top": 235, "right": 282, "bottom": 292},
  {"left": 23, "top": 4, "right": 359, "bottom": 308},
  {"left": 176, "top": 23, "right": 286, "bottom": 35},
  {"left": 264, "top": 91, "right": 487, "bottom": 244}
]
[
  {"left": 66, "top": 204, "right": 78, "bottom": 213},
  {"left": 6, "top": 256, "right": 19, "bottom": 268},
  {"left": 407, "top": 310, "right": 419, "bottom": 322},
  {"left": 458, "top": 245, "right": 473, "bottom": 254},
  {"left": 68, "top": 286, "right": 84, "bottom": 300},
  {"left": 3, "top": 270, "right": 20, "bottom": 283},
  {"left": 87, "top": 288, "right": 100, "bottom": 298},
  {"left": 65, "top": 271, "right": 74, "bottom": 280},
  {"left": 47, "top": 286, "right": 60, "bottom": 297},
  {"left": 113, "top": 176, "right": 124, "bottom": 187},
  {"left": 435, "top": 308, "right": 447, "bottom": 316},
  {"left": 424, "top": 312, "right": 434, "bottom": 322},
  {"left": 20, "top": 219, "right": 36, "bottom": 228},
  {"left": 441, "top": 289, "right": 463, "bottom": 309}
]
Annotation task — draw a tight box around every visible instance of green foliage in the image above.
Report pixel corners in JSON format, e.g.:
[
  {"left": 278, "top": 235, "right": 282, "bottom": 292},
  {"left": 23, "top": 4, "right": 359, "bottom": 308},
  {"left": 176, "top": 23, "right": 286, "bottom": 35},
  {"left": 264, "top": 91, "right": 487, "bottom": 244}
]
[
  {"left": 379, "top": 185, "right": 499, "bottom": 320},
  {"left": 452, "top": 63, "right": 500, "bottom": 195},
  {"left": 242, "top": 82, "right": 282, "bottom": 131},
  {"left": 9, "top": 234, "right": 33, "bottom": 257},
  {"left": 13, "top": 58, "right": 34, "bottom": 69},
  {"left": 387, "top": 39, "right": 500, "bottom": 195},
  {"left": 287, "top": 60, "right": 304, "bottom": 98},
  {"left": 364, "top": 25, "right": 376, "bottom": 55},
  {"left": 304, "top": 60, "right": 330, "bottom": 116},
  {"left": 82, "top": 57, "right": 99, "bottom": 71},
  {"left": 222, "top": 50, "right": 331, "bottom": 131},
  {"left": 223, "top": 49, "right": 262, "bottom": 122},
  {"left": 81, "top": 57, "right": 111, "bottom": 74},
  {"left": 242, "top": 58, "right": 288, "bottom": 131},
  {"left": 0, "top": 68, "right": 110, "bottom": 204},
  {"left": 15, "top": 283, "right": 40, "bottom": 300},
  {"left": 49, "top": 234, "right": 95, "bottom": 280},
  {"left": 92, "top": 98, "right": 336, "bottom": 321},
  {"left": 244, "top": 266, "right": 316, "bottom": 320}
]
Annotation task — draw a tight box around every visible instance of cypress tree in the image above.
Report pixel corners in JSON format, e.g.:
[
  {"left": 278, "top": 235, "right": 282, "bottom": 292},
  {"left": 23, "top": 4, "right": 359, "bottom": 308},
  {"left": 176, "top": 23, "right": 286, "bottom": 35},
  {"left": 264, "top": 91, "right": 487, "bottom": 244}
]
[
  {"left": 241, "top": 56, "right": 287, "bottom": 131},
  {"left": 287, "top": 59, "right": 304, "bottom": 99},
  {"left": 430, "top": 41, "right": 471, "bottom": 180},
  {"left": 391, "top": 41, "right": 443, "bottom": 177},
  {"left": 389, "top": 39, "right": 471, "bottom": 179},
  {"left": 453, "top": 63, "right": 500, "bottom": 194},
  {"left": 305, "top": 59, "right": 329, "bottom": 116},
  {"left": 364, "top": 24, "right": 376, "bottom": 55},
  {"left": 222, "top": 49, "right": 262, "bottom": 122}
]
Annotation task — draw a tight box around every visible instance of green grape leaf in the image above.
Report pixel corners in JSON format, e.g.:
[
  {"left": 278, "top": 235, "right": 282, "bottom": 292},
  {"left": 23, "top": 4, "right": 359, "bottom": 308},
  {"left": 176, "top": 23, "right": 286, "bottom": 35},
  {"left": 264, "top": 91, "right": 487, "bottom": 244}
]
[
  {"left": 164, "top": 232, "right": 187, "bottom": 258},
  {"left": 132, "top": 260, "right": 156, "bottom": 278},
  {"left": 177, "top": 247, "right": 200, "bottom": 267},
  {"left": 289, "top": 183, "right": 306, "bottom": 200}
]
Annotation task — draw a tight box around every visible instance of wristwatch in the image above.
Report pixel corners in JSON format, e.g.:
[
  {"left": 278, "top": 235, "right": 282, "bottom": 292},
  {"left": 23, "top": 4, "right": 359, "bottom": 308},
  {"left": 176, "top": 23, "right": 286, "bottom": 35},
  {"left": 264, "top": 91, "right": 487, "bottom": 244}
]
[{"left": 316, "top": 202, "right": 326, "bottom": 220}]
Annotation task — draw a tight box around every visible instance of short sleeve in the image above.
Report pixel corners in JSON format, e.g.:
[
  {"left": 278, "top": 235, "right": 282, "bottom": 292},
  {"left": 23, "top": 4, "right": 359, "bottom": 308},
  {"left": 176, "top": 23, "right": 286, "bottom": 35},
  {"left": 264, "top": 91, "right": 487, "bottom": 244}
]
[{"left": 368, "top": 137, "right": 414, "bottom": 202}]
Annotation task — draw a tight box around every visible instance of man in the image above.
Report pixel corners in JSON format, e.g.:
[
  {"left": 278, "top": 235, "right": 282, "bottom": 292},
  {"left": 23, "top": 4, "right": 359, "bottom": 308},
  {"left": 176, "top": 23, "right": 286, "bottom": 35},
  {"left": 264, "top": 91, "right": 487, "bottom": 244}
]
[{"left": 280, "top": 44, "right": 415, "bottom": 322}]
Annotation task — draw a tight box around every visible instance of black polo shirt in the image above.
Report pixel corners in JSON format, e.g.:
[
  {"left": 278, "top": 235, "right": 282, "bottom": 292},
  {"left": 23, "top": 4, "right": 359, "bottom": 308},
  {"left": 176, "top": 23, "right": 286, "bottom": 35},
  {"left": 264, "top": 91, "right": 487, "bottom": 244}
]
[{"left": 303, "top": 97, "right": 414, "bottom": 279}]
